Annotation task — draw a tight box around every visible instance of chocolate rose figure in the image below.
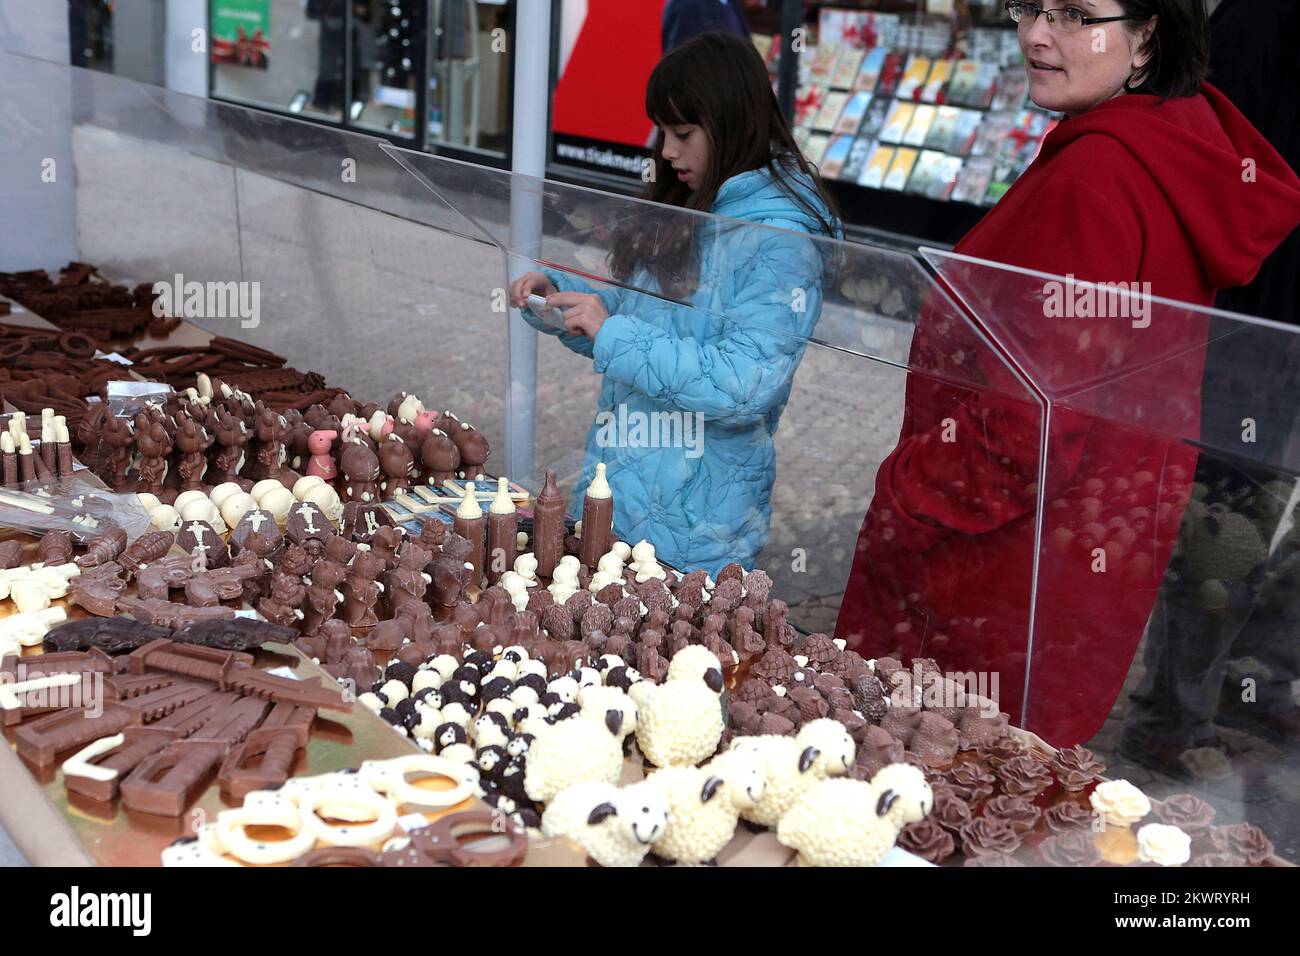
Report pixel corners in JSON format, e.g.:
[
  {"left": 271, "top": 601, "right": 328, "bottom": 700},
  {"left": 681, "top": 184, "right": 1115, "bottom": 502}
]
[
  {"left": 341, "top": 549, "right": 386, "bottom": 627},
  {"left": 339, "top": 441, "right": 381, "bottom": 503},
  {"left": 134, "top": 409, "right": 173, "bottom": 497},
  {"left": 101, "top": 412, "right": 135, "bottom": 491},
  {"left": 419, "top": 429, "right": 460, "bottom": 485},
  {"left": 174, "top": 413, "right": 214, "bottom": 491},
  {"left": 210, "top": 405, "right": 250, "bottom": 486},
  {"left": 253, "top": 401, "right": 288, "bottom": 481},
  {"left": 377, "top": 434, "right": 415, "bottom": 498}
]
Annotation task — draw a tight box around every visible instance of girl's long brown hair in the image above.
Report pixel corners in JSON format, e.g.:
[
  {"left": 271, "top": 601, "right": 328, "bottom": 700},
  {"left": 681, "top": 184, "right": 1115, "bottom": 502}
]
[{"left": 608, "top": 31, "right": 839, "bottom": 299}]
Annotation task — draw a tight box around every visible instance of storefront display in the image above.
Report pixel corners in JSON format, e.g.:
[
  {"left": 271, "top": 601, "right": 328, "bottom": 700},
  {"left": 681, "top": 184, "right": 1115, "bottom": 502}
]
[{"left": 0, "top": 50, "right": 1296, "bottom": 872}]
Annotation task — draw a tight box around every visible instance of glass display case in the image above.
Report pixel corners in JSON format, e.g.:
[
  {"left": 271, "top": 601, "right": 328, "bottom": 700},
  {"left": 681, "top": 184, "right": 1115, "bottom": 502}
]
[{"left": 4, "top": 50, "right": 1295, "bottom": 863}]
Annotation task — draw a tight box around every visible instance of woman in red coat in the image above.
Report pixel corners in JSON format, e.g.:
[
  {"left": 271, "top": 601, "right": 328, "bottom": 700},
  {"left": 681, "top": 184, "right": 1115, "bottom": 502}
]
[{"left": 836, "top": 0, "right": 1300, "bottom": 747}]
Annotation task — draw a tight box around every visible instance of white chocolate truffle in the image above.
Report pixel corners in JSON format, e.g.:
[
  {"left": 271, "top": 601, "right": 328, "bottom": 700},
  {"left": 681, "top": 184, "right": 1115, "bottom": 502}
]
[
  {"left": 219, "top": 492, "right": 257, "bottom": 529},
  {"left": 149, "top": 505, "right": 182, "bottom": 532},
  {"left": 260, "top": 487, "right": 297, "bottom": 523},
  {"left": 208, "top": 482, "right": 245, "bottom": 508},
  {"left": 251, "top": 479, "right": 285, "bottom": 504},
  {"left": 292, "top": 475, "right": 326, "bottom": 500},
  {"left": 303, "top": 485, "right": 343, "bottom": 523},
  {"left": 173, "top": 489, "right": 210, "bottom": 514}
]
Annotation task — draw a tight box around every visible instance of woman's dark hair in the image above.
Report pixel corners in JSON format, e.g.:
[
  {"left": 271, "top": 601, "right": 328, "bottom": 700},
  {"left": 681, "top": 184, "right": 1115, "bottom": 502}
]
[
  {"left": 1118, "top": 0, "right": 1209, "bottom": 98},
  {"left": 608, "top": 31, "right": 839, "bottom": 298}
]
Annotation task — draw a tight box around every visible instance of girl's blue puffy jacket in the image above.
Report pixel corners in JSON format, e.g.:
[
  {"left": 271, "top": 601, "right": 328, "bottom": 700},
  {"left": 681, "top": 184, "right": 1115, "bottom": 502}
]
[{"left": 523, "top": 165, "right": 836, "bottom": 576}]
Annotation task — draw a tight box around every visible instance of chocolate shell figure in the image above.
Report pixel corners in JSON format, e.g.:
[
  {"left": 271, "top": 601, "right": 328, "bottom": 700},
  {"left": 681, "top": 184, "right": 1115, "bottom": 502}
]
[
  {"left": 339, "top": 441, "right": 381, "bottom": 503},
  {"left": 579, "top": 463, "right": 614, "bottom": 570},
  {"left": 486, "top": 477, "right": 518, "bottom": 586},
  {"left": 377, "top": 434, "right": 415, "bottom": 499},
  {"left": 419, "top": 429, "right": 460, "bottom": 485},
  {"left": 453, "top": 482, "right": 486, "bottom": 590},
  {"left": 533, "top": 469, "right": 566, "bottom": 578}
]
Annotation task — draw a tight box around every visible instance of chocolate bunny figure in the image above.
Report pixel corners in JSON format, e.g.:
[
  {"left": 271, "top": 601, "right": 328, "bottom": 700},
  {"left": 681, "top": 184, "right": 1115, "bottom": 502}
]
[
  {"left": 210, "top": 405, "right": 249, "bottom": 485},
  {"left": 175, "top": 413, "right": 214, "bottom": 491},
  {"left": 134, "top": 408, "right": 173, "bottom": 496},
  {"left": 253, "top": 401, "right": 288, "bottom": 480}
]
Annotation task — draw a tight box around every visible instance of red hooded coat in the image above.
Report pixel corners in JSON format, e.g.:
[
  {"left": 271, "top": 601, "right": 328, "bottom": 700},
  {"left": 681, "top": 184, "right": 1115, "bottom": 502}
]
[{"left": 836, "top": 84, "right": 1300, "bottom": 747}]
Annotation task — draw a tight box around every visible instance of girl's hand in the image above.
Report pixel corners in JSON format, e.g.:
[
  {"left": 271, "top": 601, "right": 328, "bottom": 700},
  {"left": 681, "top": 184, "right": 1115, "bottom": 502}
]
[
  {"left": 509, "top": 271, "right": 557, "bottom": 309},
  {"left": 548, "top": 292, "right": 609, "bottom": 339}
]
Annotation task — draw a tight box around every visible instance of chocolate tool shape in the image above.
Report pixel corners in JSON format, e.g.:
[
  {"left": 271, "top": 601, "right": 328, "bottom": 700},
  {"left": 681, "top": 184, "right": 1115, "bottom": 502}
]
[
  {"left": 2, "top": 650, "right": 119, "bottom": 726},
  {"left": 121, "top": 680, "right": 216, "bottom": 722},
  {"left": 219, "top": 669, "right": 351, "bottom": 713},
  {"left": 128, "top": 639, "right": 253, "bottom": 679},
  {"left": 119, "top": 696, "right": 270, "bottom": 816},
  {"left": 217, "top": 702, "right": 315, "bottom": 798},
  {"left": 13, "top": 702, "right": 141, "bottom": 769},
  {"left": 134, "top": 556, "right": 196, "bottom": 601},
  {"left": 66, "top": 691, "right": 245, "bottom": 802}
]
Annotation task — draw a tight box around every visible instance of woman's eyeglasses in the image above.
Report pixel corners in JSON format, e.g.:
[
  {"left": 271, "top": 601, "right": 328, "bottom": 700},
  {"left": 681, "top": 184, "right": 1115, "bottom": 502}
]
[{"left": 1004, "top": 1, "right": 1147, "bottom": 34}]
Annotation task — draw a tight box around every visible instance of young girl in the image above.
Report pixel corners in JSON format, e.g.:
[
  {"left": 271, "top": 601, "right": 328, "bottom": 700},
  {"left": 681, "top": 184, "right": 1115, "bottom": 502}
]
[{"left": 511, "top": 31, "right": 840, "bottom": 576}]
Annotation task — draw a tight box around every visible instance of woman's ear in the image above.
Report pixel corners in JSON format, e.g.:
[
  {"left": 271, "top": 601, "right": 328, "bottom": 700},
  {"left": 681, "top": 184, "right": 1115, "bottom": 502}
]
[{"left": 1131, "top": 15, "right": 1158, "bottom": 74}]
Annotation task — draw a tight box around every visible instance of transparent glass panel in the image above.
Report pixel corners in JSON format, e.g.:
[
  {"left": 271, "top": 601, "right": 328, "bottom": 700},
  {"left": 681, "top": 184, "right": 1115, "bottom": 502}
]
[
  {"left": 386, "top": 147, "right": 1045, "bottom": 721},
  {"left": 926, "top": 249, "right": 1299, "bottom": 861}
]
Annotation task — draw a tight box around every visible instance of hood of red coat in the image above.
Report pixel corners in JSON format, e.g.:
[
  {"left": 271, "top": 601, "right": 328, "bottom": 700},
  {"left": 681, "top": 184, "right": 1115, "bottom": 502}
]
[{"left": 1036, "top": 83, "right": 1300, "bottom": 289}]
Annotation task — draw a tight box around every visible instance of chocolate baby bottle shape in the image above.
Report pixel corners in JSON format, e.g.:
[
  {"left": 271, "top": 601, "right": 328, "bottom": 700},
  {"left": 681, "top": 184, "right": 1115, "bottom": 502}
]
[
  {"left": 579, "top": 463, "right": 614, "bottom": 570},
  {"left": 1, "top": 432, "right": 16, "bottom": 487},
  {"left": 533, "top": 469, "right": 565, "bottom": 578},
  {"left": 453, "top": 481, "right": 487, "bottom": 590},
  {"left": 486, "top": 477, "right": 518, "bottom": 586}
]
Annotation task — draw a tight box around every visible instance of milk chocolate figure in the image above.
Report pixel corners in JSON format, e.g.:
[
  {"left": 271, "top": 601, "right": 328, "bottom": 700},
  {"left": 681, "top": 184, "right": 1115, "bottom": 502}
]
[
  {"left": 1, "top": 433, "right": 17, "bottom": 487},
  {"left": 301, "top": 558, "right": 347, "bottom": 632},
  {"left": 453, "top": 481, "right": 486, "bottom": 589},
  {"left": 341, "top": 549, "right": 386, "bottom": 627},
  {"left": 134, "top": 409, "right": 173, "bottom": 497},
  {"left": 419, "top": 429, "right": 460, "bottom": 485},
  {"left": 533, "top": 470, "right": 566, "bottom": 578},
  {"left": 377, "top": 434, "right": 415, "bottom": 499},
  {"left": 486, "top": 477, "right": 518, "bottom": 586},
  {"left": 579, "top": 463, "right": 614, "bottom": 569},
  {"left": 339, "top": 441, "right": 380, "bottom": 503},
  {"left": 253, "top": 402, "right": 288, "bottom": 481},
  {"left": 102, "top": 413, "right": 134, "bottom": 490},
  {"left": 449, "top": 420, "right": 490, "bottom": 481},
  {"left": 284, "top": 412, "right": 313, "bottom": 473},
  {"left": 76, "top": 404, "right": 114, "bottom": 475},
  {"left": 175, "top": 414, "right": 213, "bottom": 491},
  {"left": 210, "top": 406, "right": 249, "bottom": 486},
  {"left": 386, "top": 540, "right": 433, "bottom": 613}
]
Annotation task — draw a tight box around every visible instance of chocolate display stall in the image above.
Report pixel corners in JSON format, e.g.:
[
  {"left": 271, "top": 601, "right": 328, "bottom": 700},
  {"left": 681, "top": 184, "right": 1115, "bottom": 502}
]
[{"left": 2, "top": 49, "right": 1297, "bottom": 864}]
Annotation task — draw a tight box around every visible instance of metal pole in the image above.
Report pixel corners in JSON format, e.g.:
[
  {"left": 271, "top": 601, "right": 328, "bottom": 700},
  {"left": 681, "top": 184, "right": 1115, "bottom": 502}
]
[{"left": 505, "top": 0, "right": 550, "bottom": 483}]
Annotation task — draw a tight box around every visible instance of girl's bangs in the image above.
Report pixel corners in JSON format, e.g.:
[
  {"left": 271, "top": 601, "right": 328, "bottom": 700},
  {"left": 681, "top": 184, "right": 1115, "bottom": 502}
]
[{"left": 645, "top": 59, "right": 698, "bottom": 127}]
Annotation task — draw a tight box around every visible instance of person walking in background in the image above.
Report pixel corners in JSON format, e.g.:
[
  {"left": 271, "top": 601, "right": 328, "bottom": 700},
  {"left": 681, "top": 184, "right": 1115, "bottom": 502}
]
[{"left": 835, "top": 0, "right": 1300, "bottom": 750}]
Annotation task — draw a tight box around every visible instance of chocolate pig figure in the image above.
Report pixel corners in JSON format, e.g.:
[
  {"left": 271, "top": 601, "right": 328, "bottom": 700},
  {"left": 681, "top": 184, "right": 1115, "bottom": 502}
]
[{"left": 339, "top": 441, "right": 380, "bottom": 503}]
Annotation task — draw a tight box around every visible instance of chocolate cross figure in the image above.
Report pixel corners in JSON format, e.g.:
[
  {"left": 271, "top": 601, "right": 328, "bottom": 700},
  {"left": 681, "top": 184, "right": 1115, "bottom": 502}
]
[
  {"left": 248, "top": 512, "right": 267, "bottom": 533},
  {"left": 185, "top": 521, "right": 209, "bottom": 543}
]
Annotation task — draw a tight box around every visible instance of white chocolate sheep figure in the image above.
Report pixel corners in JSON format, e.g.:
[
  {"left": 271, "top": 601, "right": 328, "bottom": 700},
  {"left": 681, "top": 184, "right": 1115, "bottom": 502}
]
[
  {"left": 629, "top": 645, "right": 725, "bottom": 768},
  {"left": 777, "top": 763, "right": 933, "bottom": 867},
  {"left": 542, "top": 780, "right": 668, "bottom": 868},
  {"left": 644, "top": 747, "right": 764, "bottom": 865},
  {"left": 523, "top": 713, "right": 626, "bottom": 803},
  {"left": 577, "top": 684, "right": 638, "bottom": 743},
  {"left": 727, "top": 718, "right": 856, "bottom": 828}
]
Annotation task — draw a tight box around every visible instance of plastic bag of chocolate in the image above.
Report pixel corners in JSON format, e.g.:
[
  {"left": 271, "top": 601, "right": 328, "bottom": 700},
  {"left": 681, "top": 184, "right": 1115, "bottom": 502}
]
[{"left": 0, "top": 483, "right": 151, "bottom": 544}]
